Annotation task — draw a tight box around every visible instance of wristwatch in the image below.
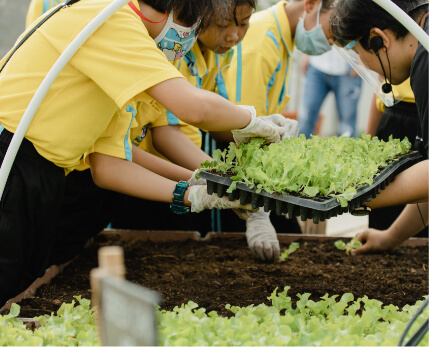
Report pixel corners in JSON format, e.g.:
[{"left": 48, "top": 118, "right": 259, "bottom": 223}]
[{"left": 170, "top": 181, "right": 191, "bottom": 214}]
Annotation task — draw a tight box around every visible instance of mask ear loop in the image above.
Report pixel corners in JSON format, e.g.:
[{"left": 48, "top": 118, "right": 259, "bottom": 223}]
[
  {"left": 301, "top": 1, "right": 323, "bottom": 28},
  {"left": 128, "top": 1, "right": 168, "bottom": 23}
]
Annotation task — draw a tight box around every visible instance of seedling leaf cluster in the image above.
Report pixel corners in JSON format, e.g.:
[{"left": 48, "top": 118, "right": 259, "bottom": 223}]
[
  {"left": 200, "top": 135, "right": 411, "bottom": 206},
  {"left": 280, "top": 242, "right": 299, "bottom": 261},
  {"left": 335, "top": 237, "right": 363, "bottom": 255}
]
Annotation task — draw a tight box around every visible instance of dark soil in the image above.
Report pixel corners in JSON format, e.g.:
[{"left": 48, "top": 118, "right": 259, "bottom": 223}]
[{"left": 9, "top": 234, "right": 429, "bottom": 318}]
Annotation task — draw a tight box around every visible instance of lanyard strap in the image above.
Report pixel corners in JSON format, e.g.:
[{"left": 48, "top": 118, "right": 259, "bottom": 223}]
[
  {"left": 128, "top": 1, "right": 167, "bottom": 23},
  {"left": 0, "top": 0, "right": 81, "bottom": 74}
]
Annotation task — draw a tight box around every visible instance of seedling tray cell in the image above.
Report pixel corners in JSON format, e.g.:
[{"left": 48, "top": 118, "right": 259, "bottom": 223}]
[{"left": 199, "top": 151, "right": 423, "bottom": 223}]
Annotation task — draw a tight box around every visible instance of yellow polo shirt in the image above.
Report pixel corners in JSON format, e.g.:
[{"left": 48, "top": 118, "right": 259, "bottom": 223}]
[
  {"left": 26, "top": 0, "right": 63, "bottom": 28},
  {"left": 136, "top": 41, "right": 224, "bottom": 158},
  {"left": 0, "top": 0, "right": 183, "bottom": 173},
  {"left": 376, "top": 78, "right": 416, "bottom": 112},
  {"left": 221, "top": 1, "right": 294, "bottom": 117}
]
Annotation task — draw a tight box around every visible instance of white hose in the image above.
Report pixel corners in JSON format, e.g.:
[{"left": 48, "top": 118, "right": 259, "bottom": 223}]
[
  {"left": 0, "top": 0, "right": 131, "bottom": 199},
  {"left": 372, "top": 0, "right": 429, "bottom": 52}
]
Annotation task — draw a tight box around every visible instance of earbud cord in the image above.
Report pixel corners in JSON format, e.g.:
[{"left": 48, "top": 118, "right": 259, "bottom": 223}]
[
  {"left": 383, "top": 46, "right": 396, "bottom": 117},
  {"left": 417, "top": 203, "right": 427, "bottom": 228}
]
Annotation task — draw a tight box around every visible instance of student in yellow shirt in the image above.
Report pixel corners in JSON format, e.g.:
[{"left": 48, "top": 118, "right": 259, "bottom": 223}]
[
  {"left": 0, "top": 0, "right": 288, "bottom": 307},
  {"left": 120, "top": 0, "right": 337, "bottom": 263}
]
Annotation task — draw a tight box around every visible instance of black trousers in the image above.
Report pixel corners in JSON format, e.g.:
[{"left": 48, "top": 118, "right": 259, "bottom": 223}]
[
  {"left": 369, "top": 102, "right": 428, "bottom": 237},
  {"left": 47, "top": 169, "right": 118, "bottom": 267},
  {"left": 0, "top": 129, "right": 66, "bottom": 307}
]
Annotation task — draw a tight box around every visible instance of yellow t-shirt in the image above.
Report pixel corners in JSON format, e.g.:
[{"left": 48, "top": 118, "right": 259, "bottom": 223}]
[
  {"left": 221, "top": 1, "right": 294, "bottom": 117},
  {"left": 136, "top": 41, "right": 222, "bottom": 158},
  {"left": 26, "top": 0, "right": 63, "bottom": 28},
  {"left": 0, "top": 0, "right": 183, "bottom": 173},
  {"left": 375, "top": 78, "right": 416, "bottom": 112}
]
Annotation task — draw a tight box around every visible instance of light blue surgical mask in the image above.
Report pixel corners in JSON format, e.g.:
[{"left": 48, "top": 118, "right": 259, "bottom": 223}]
[
  {"left": 295, "top": 2, "right": 331, "bottom": 55},
  {"left": 154, "top": 10, "right": 199, "bottom": 61}
]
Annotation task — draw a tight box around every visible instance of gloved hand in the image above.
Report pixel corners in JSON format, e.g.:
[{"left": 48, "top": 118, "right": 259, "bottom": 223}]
[
  {"left": 188, "top": 185, "right": 257, "bottom": 214},
  {"left": 245, "top": 208, "right": 280, "bottom": 262},
  {"left": 187, "top": 169, "right": 207, "bottom": 186},
  {"left": 231, "top": 105, "right": 280, "bottom": 145},
  {"left": 260, "top": 114, "right": 300, "bottom": 140}
]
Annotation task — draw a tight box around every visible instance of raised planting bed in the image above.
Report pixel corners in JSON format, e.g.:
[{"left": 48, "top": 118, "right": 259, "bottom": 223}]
[{"left": 4, "top": 230, "right": 427, "bottom": 319}]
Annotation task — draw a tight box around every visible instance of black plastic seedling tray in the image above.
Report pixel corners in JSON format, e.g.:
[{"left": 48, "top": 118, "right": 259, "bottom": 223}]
[{"left": 199, "top": 151, "right": 423, "bottom": 224}]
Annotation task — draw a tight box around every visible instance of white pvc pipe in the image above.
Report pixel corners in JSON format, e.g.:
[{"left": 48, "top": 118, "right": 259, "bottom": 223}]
[
  {"left": 0, "top": 0, "right": 130, "bottom": 199},
  {"left": 372, "top": 0, "right": 429, "bottom": 52}
]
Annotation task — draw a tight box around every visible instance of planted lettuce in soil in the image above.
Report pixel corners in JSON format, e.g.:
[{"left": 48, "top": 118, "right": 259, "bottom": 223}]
[
  {"left": 200, "top": 135, "right": 411, "bottom": 206},
  {"left": 1, "top": 234, "right": 427, "bottom": 346}
]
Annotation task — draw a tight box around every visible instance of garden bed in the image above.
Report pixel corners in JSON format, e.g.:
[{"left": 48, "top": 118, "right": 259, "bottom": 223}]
[{"left": 5, "top": 230, "right": 428, "bottom": 319}]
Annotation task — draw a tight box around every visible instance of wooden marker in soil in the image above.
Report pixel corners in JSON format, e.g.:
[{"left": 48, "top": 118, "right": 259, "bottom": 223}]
[{"left": 90, "top": 245, "right": 160, "bottom": 346}]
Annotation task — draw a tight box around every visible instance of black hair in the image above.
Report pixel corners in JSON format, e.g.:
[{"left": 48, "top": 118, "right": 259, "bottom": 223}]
[
  {"left": 330, "top": 0, "right": 429, "bottom": 51},
  {"left": 320, "top": 0, "right": 335, "bottom": 13},
  {"left": 143, "top": 0, "right": 234, "bottom": 34}
]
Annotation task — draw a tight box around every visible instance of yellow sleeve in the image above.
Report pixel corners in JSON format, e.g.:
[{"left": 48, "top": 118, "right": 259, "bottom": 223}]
[
  {"left": 64, "top": 6, "right": 184, "bottom": 110},
  {"left": 84, "top": 104, "right": 139, "bottom": 163},
  {"left": 26, "top": 0, "right": 44, "bottom": 28}
]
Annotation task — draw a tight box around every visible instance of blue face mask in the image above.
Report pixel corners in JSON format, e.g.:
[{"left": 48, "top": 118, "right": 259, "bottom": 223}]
[
  {"left": 295, "top": 2, "right": 331, "bottom": 55},
  {"left": 154, "top": 10, "right": 199, "bottom": 61}
]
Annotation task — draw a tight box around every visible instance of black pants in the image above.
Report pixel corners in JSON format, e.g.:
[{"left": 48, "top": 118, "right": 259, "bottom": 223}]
[
  {"left": 369, "top": 102, "right": 428, "bottom": 237},
  {"left": 48, "top": 169, "right": 118, "bottom": 267},
  {"left": 0, "top": 129, "right": 66, "bottom": 307}
]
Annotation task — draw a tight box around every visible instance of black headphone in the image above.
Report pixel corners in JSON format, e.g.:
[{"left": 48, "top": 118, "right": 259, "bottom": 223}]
[{"left": 369, "top": 36, "right": 392, "bottom": 94}]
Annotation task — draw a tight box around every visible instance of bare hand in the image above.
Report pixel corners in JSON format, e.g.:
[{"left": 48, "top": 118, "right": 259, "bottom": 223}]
[{"left": 352, "top": 228, "right": 396, "bottom": 255}]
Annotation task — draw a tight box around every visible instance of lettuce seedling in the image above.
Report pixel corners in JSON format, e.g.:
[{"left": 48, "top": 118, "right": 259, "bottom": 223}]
[
  {"left": 280, "top": 242, "right": 299, "bottom": 261},
  {"left": 335, "top": 237, "right": 362, "bottom": 255}
]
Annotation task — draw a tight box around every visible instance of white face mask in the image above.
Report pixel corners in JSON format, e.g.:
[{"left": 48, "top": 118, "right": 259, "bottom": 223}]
[
  {"left": 154, "top": 10, "right": 199, "bottom": 61},
  {"left": 295, "top": 2, "right": 332, "bottom": 55}
]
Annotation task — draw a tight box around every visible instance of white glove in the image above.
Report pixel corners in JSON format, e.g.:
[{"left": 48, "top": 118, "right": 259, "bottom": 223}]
[
  {"left": 231, "top": 105, "right": 280, "bottom": 145},
  {"left": 188, "top": 185, "right": 257, "bottom": 213},
  {"left": 187, "top": 169, "right": 207, "bottom": 186},
  {"left": 246, "top": 208, "right": 280, "bottom": 262},
  {"left": 260, "top": 114, "right": 300, "bottom": 140}
]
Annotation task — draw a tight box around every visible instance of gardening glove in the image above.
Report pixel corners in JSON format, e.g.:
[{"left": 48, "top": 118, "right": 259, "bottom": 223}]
[
  {"left": 188, "top": 185, "right": 257, "bottom": 214},
  {"left": 187, "top": 169, "right": 207, "bottom": 186},
  {"left": 245, "top": 208, "right": 280, "bottom": 262},
  {"left": 261, "top": 114, "right": 300, "bottom": 140},
  {"left": 231, "top": 105, "right": 280, "bottom": 145}
]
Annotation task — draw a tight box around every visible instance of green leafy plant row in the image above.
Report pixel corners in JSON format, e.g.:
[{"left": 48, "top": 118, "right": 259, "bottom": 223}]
[
  {"left": 200, "top": 135, "right": 411, "bottom": 206},
  {"left": 2, "top": 288, "right": 428, "bottom": 346}
]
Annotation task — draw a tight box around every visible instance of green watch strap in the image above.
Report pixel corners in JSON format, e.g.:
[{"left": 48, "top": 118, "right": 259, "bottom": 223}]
[{"left": 170, "top": 181, "right": 191, "bottom": 214}]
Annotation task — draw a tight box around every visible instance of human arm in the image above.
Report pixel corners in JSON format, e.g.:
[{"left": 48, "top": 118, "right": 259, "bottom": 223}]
[
  {"left": 146, "top": 77, "right": 251, "bottom": 131},
  {"left": 366, "top": 160, "right": 428, "bottom": 209},
  {"left": 300, "top": 54, "right": 310, "bottom": 76},
  {"left": 151, "top": 125, "right": 211, "bottom": 170},
  {"left": 89, "top": 152, "right": 256, "bottom": 213},
  {"left": 366, "top": 93, "right": 384, "bottom": 136},
  {"left": 353, "top": 202, "right": 428, "bottom": 255},
  {"left": 209, "top": 130, "right": 234, "bottom": 143}
]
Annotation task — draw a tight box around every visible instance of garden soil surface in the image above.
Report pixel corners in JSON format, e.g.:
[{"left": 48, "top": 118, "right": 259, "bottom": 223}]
[{"left": 8, "top": 233, "right": 429, "bottom": 318}]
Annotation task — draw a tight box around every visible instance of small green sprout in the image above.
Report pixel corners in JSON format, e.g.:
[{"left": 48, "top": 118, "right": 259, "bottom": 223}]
[
  {"left": 280, "top": 242, "right": 299, "bottom": 261},
  {"left": 335, "top": 237, "right": 362, "bottom": 255}
]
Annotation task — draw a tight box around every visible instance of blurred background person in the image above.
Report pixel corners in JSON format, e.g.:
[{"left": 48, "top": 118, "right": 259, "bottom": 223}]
[{"left": 297, "top": 48, "right": 362, "bottom": 138}]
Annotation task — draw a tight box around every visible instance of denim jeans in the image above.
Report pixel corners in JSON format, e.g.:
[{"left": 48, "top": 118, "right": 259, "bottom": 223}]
[{"left": 298, "top": 65, "right": 362, "bottom": 138}]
